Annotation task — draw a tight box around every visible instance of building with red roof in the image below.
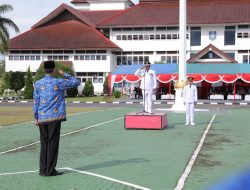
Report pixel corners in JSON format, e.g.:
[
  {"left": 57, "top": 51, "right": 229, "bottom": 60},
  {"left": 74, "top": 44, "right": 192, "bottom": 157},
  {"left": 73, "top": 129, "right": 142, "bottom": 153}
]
[{"left": 5, "top": 0, "right": 250, "bottom": 96}]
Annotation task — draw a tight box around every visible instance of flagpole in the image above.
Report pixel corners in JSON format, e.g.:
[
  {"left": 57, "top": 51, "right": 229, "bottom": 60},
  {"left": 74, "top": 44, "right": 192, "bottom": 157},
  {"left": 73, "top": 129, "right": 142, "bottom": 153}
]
[{"left": 172, "top": 0, "right": 187, "bottom": 111}]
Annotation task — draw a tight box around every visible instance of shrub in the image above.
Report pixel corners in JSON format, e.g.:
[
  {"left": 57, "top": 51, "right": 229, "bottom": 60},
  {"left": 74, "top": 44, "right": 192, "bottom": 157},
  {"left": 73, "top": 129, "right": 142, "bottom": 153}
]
[
  {"left": 24, "top": 67, "right": 34, "bottom": 99},
  {"left": 103, "top": 76, "right": 108, "bottom": 94},
  {"left": 113, "top": 90, "right": 121, "bottom": 98},
  {"left": 83, "top": 80, "right": 94, "bottom": 96},
  {"left": 66, "top": 87, "right": 78, "bottom": 97}
]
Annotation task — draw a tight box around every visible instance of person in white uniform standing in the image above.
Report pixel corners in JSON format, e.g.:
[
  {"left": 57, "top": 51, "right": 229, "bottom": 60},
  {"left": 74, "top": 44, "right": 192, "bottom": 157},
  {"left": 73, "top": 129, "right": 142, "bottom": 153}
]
[
  {"left": 135, "top": 61, "right": 157, "bottom": 114},
  {"left": 183, "top": 77, "right": 198, "bottom": 126}
]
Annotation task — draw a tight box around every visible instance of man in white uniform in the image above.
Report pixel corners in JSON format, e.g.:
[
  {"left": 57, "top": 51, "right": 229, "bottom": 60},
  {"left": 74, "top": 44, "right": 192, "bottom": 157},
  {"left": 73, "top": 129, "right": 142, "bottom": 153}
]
[
  {"left": 183, "top": 77, "right": 198, "bottom": 126},
  {"left": 135, "top": 61, "right": 157, "bottom": 114}
]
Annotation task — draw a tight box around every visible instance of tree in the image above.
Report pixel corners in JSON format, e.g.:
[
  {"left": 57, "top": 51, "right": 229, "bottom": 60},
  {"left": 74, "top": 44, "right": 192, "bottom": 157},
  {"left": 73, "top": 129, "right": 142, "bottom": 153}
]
[
  {"left": 24, "top": 67, "right": 33, "bottom": 99},
  {"left": 34, "top": 61, "right": 78, "bottom": 97},
  {"left": 3, "top": 71, "right": 11, "bottom": 89},
  {"left": 0, "top": 4, "right": 19, "bottom": 44},
  {"left": 9, "top": 72, "right": 25, "bottom": 94},
  {"left": 83, "top": 80, "right": 94, "bottom": 97}
]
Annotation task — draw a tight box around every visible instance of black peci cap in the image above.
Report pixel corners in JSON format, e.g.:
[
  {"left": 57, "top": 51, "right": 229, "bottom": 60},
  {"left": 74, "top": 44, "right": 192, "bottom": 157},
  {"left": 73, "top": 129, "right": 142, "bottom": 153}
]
[{"left": 43, "top": 60, "right": 55, "bottom": 70}]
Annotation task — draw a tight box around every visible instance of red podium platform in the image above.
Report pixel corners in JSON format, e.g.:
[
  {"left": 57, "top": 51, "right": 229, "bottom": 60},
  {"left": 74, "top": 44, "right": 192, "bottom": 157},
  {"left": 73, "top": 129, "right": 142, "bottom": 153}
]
[{"left": 124, "top": 112, "right": 168, "bottom": 129}]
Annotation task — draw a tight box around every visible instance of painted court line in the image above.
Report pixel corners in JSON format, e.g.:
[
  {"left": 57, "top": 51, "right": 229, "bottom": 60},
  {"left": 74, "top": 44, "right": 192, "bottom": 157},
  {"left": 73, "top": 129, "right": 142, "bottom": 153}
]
[
  {"left": 0, "top": 167, "right": 151, "bottom": 190},
  {"left": 65, "top": 167, "right": 151, "bottom": 190},
  {"left": 0, "top": 117, "right": 123, "bottom": 155},
  {"left": 174, "top": 114, "right": 216, "bottom": 190}
]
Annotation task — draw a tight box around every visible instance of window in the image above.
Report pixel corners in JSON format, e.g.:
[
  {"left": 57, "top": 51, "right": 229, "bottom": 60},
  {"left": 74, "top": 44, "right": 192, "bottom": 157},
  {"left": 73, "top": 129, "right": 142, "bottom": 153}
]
[
  {"left": 133, "top": 56, "right": 138, "bottom": 65},
  {"left": 133, "top": 35, "right": 138, "bottom": 40},
  {"left": 161, "top": 34, "right": 166, "bottom": 39},
  {"left": 155, "top": 34, "right": 160, "bottom": 39},
  {"left": 144, "top": 35, "right": 149, "bottom": 40},
  {"left": 117, "top": 56, "right": 121, "bottom": 66},
  {"left": 243, "top": 55, "right": 249, "bottom": 63},
  {"left": 20, "top": 56, "right": 24, "bottom": 60},
  {"left": 85, "top": 55, "right": 90, "bottom": 60},
  {"left": 9, "top": 55, "right": 13, "bottom": 60},
  {"left": 80, "top": 55, "right": 84, "bottom": 60},
  {"left": 96, "top": 55, "right": 101, "bottom": 60},
  {"left": 191, "top": 27, "right": 201, "bottom": 46},
  {"left": 122, "top": 35, "right": 127, "bottom": 40},
  {"left": 224, "top": 26, "right": 235, "bottom": 45},
  {"left": 31, "top": 56, "right": 35, "bottom": 60},
  {"left": 36, "top": 56, "right": 40, "bottom": 60},
  {"left": 156, "top": 27, "right": 166, "bottom": 31},
  {"left": 128, "top": 35, "right": 132, "bottom": 40},
  {"left": 74, "top": 55, "right": 79, "bottom": 60},
  {"left": 116, "top": 35, "right": 121, "bottom": 40},
  {"left": 243, "top": 33, "right": 249, "bottom": 38},
  {"left": 102, "top": 55, "right": 107, "bottom": 60},
  {"left": 237, "top": 33, "right": 243, "bottom": 38},
  {"left": 128, "top": 56, "right": 132, "bottom": 65},
  {"left": 150, "top": 35, "right": 154, "bottom": 40},
  {"left": 172, "top": 34, "right": 178, "bottom": 39}
]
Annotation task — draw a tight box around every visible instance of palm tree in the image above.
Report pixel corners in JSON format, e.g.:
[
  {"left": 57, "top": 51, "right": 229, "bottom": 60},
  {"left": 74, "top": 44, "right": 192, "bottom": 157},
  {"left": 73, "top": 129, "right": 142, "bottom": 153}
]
[{"left": 0, "top": 4, "right": 19, "bottom": 53}]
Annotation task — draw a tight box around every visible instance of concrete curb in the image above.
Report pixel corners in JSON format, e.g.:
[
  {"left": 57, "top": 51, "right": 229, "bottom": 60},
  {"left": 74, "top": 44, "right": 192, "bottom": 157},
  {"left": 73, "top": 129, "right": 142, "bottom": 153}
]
[{"left": 0, "top": 100, "right": 250, "bottom": 106}]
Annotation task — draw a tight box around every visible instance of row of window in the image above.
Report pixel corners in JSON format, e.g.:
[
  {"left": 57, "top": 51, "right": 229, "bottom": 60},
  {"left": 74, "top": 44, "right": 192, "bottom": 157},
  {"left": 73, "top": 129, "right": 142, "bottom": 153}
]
[
  {"left": 9, "top": 50, "right": 107, "bottom": 54},
  {"left": 9, "top": 55, "right": 41, "bottom": 61},
  {"left": 237, "top": 33, "right": 250, "bottom": 38},
  {"left": 112, "top": 25, "right": 250, "bottom": 32},
  {"left": 116, "top": 56, "right": 149, "bottom": 66},
  {"left": 76, "top": 72, "right": 104, "bottom": 83},
  {"left": 160, "top": 56, "right": 179, "bottom": 63},
  {"left": 116, "top": 34, "right": 189, "bottom": 41},
  {"left": 48, "top": 55, "right": 69, "bottom": 61},
  {"left": 9, "top": 55, "right": 107, "bottom": 61},
  {"left": 74, "top": 55, "right": 107, "bottom": 61},
  {"left": 77, "top": 77, "right": 104, "bottom": 83},
  {"left": 114, "top": 51, "right": 178, "bottom": 55},
  {"left": 113, "top": 27, "right": 180, "bottom": 32},
  {"left": 76, "top": 72, "right": 104, "bottom": 77}
]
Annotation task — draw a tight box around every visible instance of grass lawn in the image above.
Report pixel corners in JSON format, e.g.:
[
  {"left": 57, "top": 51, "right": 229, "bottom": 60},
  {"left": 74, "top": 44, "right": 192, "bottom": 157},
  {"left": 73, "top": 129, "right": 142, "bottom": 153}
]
[
  {"left": 23, "top": 95, "right": 128, "bottom": 102},
  {"left": 0, "top": 106, "right": 107, "bottom": 126}
]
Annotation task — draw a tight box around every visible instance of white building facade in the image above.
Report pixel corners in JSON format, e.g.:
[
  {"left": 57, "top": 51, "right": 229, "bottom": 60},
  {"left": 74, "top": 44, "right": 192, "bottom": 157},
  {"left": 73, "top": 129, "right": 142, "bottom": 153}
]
[{"left": 5, "top": 0, "right": 250, "bottom": 94}]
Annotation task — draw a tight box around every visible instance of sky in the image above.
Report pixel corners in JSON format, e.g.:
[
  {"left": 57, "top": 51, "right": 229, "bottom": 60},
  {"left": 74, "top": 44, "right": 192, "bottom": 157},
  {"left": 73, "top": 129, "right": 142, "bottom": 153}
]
[{"left": 1, "top": 0, "right": 139, "bottom": 38}]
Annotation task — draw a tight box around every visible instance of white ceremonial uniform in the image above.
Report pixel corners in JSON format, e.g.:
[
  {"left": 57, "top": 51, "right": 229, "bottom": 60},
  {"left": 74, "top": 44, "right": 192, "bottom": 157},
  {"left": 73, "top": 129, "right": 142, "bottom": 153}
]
[
  {"left": 183, "top": 84, "right": 198, "bottom": 125},
  {"left": 135, "top": 68, "right": 157, "bottom": 113}
]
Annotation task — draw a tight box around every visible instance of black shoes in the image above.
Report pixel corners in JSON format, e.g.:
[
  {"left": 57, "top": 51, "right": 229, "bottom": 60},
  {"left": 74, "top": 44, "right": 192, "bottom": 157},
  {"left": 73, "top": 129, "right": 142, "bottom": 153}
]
[
  {"left": 39, "top": 170, "right": 63, "bottom": 177},
  {"left": 49, "top": 170, "right": 64, "bottom": 176}
]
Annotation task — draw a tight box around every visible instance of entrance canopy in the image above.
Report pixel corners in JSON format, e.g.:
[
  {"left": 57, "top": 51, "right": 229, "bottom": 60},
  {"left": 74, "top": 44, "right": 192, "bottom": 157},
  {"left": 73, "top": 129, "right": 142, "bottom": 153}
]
[{"left": 112, "top": 63, "right": 250, "bottom": 84}]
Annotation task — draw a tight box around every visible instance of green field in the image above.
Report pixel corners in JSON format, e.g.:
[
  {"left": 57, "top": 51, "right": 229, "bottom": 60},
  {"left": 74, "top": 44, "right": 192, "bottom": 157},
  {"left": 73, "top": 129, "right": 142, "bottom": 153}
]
[{"left": 0, "top": 106, "right": 249, "bottom": 190}]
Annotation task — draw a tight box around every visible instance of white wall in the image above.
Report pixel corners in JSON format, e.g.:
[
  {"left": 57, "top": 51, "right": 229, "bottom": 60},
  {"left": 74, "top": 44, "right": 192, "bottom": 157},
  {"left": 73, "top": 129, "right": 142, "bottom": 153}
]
[{"left": 90, "top": 2, "right": 125, "bottom": 10}]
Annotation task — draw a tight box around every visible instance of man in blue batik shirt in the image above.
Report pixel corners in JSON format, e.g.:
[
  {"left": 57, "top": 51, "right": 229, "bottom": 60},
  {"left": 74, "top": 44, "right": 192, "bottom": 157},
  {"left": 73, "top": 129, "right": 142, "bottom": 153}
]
[{"left": 33, "top": 60, "right": 80, "bottom": 176}]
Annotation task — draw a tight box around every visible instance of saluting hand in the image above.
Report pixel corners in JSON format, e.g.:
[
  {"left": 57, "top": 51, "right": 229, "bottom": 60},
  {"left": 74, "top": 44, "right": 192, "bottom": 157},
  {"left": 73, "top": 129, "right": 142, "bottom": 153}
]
[{"left": 58, "top": 69, "right": 64, "bottom": 76}]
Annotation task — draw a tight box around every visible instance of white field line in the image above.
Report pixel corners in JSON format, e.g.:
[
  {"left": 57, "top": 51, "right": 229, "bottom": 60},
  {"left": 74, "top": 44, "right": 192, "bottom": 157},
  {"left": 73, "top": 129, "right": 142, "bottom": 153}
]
[
  {"left": 65, "top": 167, "right": 151, "bottom": 190},
  {"left": 0, "top": 108, "right": 118, "bottom": 128},
  {"left": 0, "top": 167, "right": 151, "bottom": 190},
  {"left": 0, "top": 117, "right": 123, "bottom": 155},
  {"left": 174, "top": 114, "right": 216, "bottom": 190},
  {"left": 0, "top": 170, "right": 39, "bottom": 176}
]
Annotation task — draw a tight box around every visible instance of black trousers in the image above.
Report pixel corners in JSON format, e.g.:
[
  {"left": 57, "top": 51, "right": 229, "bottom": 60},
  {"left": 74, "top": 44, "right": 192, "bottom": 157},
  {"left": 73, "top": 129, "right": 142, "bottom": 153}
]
[{"left": 38, "top": 122, "right": 61, "bottom": 176}]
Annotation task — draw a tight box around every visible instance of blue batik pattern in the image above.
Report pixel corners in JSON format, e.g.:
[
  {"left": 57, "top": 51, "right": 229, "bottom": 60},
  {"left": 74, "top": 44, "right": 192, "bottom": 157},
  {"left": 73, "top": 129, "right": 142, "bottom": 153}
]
[{"left": 33, "top": 73, "right": 80, "bottom": 125}]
